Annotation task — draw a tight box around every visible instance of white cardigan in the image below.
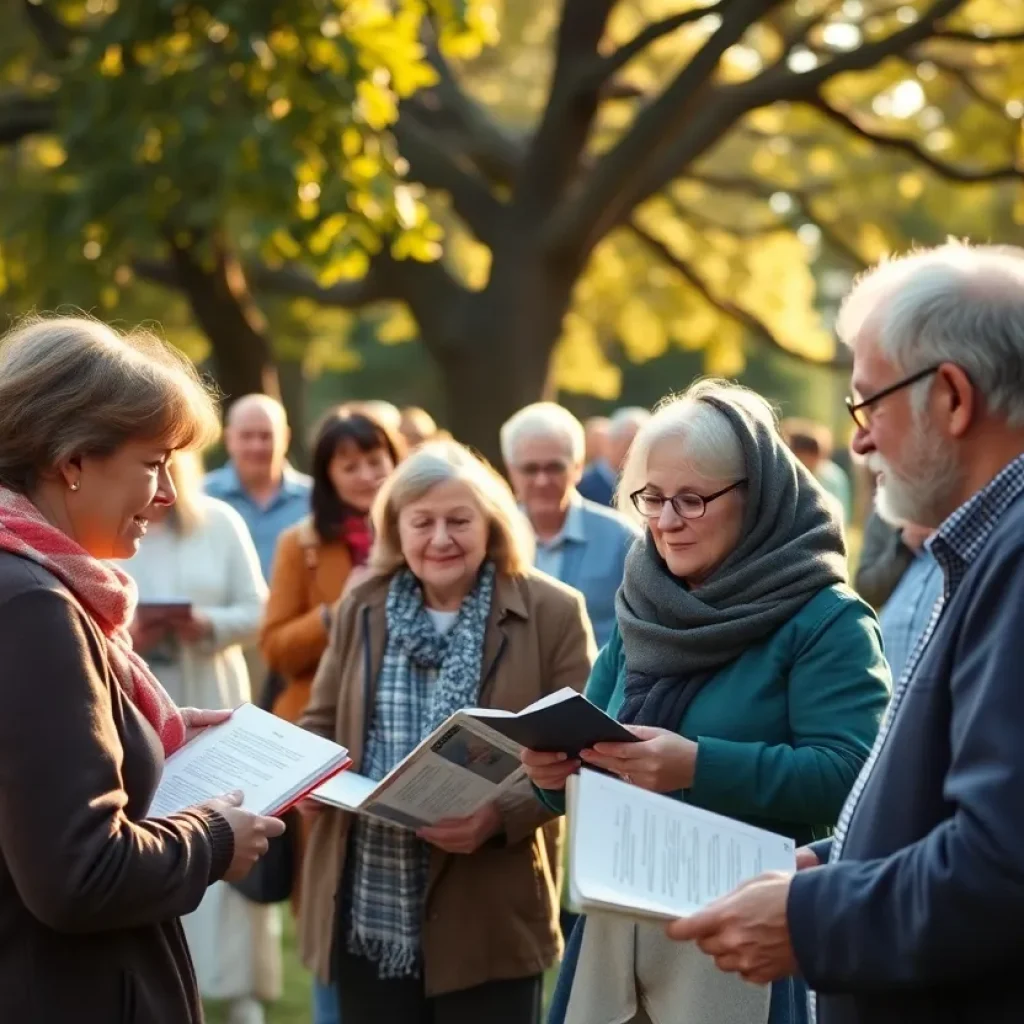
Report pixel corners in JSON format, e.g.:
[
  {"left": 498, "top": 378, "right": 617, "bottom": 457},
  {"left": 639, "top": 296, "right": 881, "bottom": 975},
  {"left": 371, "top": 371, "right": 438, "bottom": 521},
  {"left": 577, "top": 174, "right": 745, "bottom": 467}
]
[{"left": 121, "top": 495, "right": 268, "bottom": 711}]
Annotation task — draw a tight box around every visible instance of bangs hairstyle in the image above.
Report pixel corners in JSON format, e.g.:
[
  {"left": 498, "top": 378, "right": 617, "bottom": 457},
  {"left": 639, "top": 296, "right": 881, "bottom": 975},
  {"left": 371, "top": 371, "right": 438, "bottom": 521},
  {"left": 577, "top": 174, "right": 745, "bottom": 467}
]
[
  {"left": 0, "top": 315, "right": 220, "bottom": 493},
  {"left": 310, "top": 407, "right": 406, "bottom": 542},
  {"left": 370, "top": 440, "right": 535, "bottom": 578},
  {"left": 616, "top": 379, "right": 778, "bottom": 522}
]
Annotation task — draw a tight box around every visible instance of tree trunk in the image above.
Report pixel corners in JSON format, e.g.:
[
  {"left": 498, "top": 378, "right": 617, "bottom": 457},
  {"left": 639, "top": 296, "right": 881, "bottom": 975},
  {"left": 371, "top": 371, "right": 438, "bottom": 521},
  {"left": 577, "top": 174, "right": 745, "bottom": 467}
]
[
  {"left": 432, "top": 250, "right": 576, "bottom": 468},
  {"left": 167, "top": 238, "right": 281, "bottom": 408}
]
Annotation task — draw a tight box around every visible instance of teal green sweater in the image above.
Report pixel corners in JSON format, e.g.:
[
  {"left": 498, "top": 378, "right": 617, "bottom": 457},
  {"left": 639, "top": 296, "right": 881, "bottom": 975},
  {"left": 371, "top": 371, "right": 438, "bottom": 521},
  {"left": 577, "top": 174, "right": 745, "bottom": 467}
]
[{"left": 541, "top": 584, "right": 891, "bottom": 845}]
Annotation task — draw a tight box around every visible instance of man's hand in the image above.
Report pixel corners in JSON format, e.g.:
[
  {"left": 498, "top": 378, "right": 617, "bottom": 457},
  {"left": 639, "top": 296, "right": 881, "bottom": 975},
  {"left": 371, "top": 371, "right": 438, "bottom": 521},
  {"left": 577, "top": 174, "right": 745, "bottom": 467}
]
[
  {"left": 580, "top": 725, "right": 698, "bottom": 793},
  {"left": 796, "top": 846, "right": 820, "bottom": 870},
  {"left": 665, "top": 872, "right": 798, "bottom": 985},
  {"left": 417, "top": 802, "right": 502, "bottom": 854},
  {"left": 181, "top": 707, "right": 233, "bottom": 744}
]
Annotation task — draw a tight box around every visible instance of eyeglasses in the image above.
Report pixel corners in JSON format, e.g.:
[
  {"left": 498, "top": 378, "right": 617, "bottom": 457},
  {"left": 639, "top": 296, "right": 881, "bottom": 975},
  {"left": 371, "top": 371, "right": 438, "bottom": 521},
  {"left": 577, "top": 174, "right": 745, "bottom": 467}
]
[
  {"left": 845, "top": 364, "right": 942, "bottom": 430},
  {"left": 515, "top": 460, "right": 570, "bottom": 478},
  {"left": 630, "top": 479, "right": 747, "bottom": 520}
]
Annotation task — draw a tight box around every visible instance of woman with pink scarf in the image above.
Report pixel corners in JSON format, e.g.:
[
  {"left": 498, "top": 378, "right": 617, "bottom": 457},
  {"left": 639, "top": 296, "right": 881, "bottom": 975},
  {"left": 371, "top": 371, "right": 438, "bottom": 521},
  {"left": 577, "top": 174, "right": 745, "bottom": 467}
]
[{"left": 0, "top": 316, "right": 284, "bottom": 1024}]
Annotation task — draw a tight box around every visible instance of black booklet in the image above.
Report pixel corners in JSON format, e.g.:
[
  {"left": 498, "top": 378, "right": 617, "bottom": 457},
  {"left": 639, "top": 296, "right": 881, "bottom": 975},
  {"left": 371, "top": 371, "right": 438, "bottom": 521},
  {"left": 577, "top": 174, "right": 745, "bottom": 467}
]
[{"left": 464, "top": 687, "right": 637, "bottom": 756}]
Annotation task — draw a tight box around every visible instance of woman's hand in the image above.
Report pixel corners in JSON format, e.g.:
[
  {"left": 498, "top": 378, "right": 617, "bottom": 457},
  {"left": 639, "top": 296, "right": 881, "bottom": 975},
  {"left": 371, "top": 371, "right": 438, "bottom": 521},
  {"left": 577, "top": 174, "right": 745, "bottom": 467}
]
[
  {"left": 172, "top": 609, "right": 214, "bottom": 644},
  {"left": 129, "top": 617, "right": 167, "bottom": 654},
  {"left": 580, "top": 725, "right": 698, "bottom": 793},
  {"left": 520, "top": 748, "right": 580, "bottom": 791},
  {"left": 201, "top": 791, "right": 287, "bottom": 882},
  {"left": 417, "top": 802, "right": 502, "bottom": 854},
  {"left": 181, "top": 707, "right": 232, "bottom": 744}
]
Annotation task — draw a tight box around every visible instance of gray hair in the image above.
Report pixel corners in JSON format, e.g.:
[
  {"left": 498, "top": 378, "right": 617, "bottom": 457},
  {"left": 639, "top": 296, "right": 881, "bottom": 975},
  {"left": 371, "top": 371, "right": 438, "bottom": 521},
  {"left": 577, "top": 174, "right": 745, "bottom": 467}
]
[
  {"left": 837, "top": 241, "right": 1024, "bottom": 426},
  {"left": 370, "top": 440, "right": 535, "bottom": 577},
  {"left": 609, "top": 406, "right": 652, "bottom": 442},
  {"left": 500, "top": 402, "right": 585, "bottom": 466},
  {"left": 0, "top": 315, "right": 221, "bottom": 493},
  {"left": 616, "top": 380, "right": 776, "bottom": 521}
]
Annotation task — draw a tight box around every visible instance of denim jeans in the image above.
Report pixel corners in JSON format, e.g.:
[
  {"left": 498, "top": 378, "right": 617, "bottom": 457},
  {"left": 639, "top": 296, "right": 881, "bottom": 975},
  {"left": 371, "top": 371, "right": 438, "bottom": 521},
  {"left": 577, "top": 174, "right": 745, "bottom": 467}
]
[{"left": 312, "top": 978, "right": 340, "bottom": 1024}]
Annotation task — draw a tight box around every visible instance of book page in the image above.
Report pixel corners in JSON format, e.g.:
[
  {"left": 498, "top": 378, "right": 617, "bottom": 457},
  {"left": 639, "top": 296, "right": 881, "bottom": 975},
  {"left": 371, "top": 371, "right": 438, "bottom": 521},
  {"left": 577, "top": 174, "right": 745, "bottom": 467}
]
[
  {"left": 569, "top": 770, "right": 795, "bottom": 920},
  {"left": 313, "top": 717, "right": 527, "bottom": 829},
  {"left": 149, "top": 703, "right": 348, "bottom": 818}
]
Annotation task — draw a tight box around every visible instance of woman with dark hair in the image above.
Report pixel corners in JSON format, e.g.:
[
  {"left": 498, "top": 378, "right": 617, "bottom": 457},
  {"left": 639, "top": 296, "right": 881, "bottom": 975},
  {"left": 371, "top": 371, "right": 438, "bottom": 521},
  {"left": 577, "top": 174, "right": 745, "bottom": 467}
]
[{"left": 262, "top": 407, "right": 404, "bottom": 725}]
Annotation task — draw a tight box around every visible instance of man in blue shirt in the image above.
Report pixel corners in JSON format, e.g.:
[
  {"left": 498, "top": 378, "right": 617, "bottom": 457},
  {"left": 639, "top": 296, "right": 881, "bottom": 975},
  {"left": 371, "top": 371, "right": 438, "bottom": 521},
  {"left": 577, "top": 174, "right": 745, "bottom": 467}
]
[
  {"left": 877, "top": 523, "right": 942, "bottom": 682},
  {"left": 204, "top": 394, "right": 312, "bottom": 582},
  {"left": 501, "top": 402, "right": 639, "bottom": 649}
]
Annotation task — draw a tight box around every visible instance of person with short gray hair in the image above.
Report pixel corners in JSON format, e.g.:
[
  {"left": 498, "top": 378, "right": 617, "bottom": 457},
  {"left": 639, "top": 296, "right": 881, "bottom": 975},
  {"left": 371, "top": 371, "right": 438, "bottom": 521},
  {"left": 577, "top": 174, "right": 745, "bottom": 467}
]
[
  {"left": 671, "top": 241, "right": 1024, "bottom": 1024},
  {"left": 578, "top": 406, "right": 651, "bottom": 506},
  {"left": 501, "top": 403, "right": 640, "bottom": 647},
  {"left": 524, "top": 378, "right": 889, "bottom": 1024}
]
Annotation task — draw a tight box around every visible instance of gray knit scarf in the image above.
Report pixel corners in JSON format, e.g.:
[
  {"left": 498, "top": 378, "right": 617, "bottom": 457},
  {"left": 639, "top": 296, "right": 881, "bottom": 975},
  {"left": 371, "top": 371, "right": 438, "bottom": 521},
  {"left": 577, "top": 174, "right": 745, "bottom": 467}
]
[
  {"left": 616, "top": 395, "right": 847, "bottom": 730},
  {"left": 347, "top": 562, "right": 496, "bottom": 978}
]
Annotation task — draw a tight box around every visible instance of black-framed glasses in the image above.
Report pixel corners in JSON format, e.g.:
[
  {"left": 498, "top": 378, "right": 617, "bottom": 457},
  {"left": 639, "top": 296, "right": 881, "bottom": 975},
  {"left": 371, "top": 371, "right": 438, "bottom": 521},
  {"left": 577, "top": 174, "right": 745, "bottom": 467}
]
[
  {"left": 630, "top": 479, "right": 747, "bottom": 520},
  {"left": 845, "top": 364, "right": 942, "bottom": 430}
]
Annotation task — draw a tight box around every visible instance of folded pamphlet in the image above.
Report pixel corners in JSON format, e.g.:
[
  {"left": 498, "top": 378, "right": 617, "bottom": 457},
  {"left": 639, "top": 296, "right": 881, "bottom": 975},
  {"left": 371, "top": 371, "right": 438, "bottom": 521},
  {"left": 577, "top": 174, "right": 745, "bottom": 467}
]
[{"left": 149, "top": 702, "right": 351, "bottom": 818}]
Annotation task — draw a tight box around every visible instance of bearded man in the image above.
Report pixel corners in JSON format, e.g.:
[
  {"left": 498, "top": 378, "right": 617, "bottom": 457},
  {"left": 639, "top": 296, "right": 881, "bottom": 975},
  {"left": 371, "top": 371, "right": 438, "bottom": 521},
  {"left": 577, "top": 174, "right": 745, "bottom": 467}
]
[{"left": 665, "top": 241, "right": 1024, "bottom": 1024}]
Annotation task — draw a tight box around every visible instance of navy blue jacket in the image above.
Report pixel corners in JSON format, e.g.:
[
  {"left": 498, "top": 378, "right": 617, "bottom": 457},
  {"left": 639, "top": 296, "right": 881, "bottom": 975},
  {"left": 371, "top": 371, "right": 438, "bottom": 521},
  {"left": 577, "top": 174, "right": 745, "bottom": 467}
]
[{"left": 788, "top": 493, "right": 1024, "bottom": 1024}]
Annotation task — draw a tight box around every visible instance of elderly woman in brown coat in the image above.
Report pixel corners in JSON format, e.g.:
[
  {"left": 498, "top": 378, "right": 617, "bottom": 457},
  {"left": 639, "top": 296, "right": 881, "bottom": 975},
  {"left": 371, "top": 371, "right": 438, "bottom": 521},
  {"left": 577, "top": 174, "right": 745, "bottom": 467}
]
[{"left": 300, "top": 440, "right": 595, "bottom": 1024}]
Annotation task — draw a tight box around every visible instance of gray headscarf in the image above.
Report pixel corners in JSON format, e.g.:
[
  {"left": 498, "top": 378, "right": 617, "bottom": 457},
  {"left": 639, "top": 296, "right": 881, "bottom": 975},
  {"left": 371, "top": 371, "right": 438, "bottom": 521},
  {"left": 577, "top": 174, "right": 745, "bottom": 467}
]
[{"left": 615, "top": 395, "right": 847, "bottom": 730}]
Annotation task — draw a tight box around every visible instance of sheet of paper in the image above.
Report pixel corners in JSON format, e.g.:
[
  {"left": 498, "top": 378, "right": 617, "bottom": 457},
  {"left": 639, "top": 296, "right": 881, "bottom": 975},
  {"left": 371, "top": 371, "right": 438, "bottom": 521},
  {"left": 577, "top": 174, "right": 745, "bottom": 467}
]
[
  {"left": 149, "top": 703, "right": 347, "bottom": 817},
  {"left": 313, "top": 769, "right": 378, "bottom": 810},
  {"left": 570, "top": 769, "right": 795, "bottom": 920}
]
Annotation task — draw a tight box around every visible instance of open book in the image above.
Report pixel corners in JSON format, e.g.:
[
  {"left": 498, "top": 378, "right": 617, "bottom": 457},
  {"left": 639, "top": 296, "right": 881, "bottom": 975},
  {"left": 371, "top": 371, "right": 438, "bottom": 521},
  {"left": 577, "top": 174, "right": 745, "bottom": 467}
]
[
  {"left": 566, "top": 769, "right": 796, "bottom": 921},
  {"left": 149, "top": 702, "right": 351, "bottom": 818},
  {"left": 313, "top": 687, "right": 630, "bottom": 829}
]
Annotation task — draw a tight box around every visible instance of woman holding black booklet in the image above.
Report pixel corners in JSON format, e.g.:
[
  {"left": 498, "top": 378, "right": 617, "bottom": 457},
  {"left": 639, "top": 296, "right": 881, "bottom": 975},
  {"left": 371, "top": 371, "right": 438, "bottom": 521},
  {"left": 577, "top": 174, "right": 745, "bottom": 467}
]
[
  {"left": 523, "top": 380, "right": 890, "bottom": 1024},
  {"left": 299, "top": 440, "right": 595, "bottom": 1024}
]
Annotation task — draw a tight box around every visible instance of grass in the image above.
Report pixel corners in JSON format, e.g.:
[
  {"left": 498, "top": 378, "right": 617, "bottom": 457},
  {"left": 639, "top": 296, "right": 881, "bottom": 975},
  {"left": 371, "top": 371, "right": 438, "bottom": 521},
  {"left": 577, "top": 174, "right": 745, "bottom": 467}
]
[{"left": 203, "top": 912, "right": 311, "bottom": 1024}]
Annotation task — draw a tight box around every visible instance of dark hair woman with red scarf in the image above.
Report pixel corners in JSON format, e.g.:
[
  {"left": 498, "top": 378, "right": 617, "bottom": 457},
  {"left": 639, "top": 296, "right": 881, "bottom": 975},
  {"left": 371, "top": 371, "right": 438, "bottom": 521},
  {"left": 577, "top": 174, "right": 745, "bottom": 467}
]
[{"left": 261, "top": 408, "right": 405, "bottom": 725}]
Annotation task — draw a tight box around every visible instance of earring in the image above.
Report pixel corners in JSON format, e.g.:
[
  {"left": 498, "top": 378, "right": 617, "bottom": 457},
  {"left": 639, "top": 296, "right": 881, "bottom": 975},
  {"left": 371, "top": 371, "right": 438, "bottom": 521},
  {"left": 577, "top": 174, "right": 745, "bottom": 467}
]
[{"left": 69, "top": 481, "right": 80, "bottom": 492}]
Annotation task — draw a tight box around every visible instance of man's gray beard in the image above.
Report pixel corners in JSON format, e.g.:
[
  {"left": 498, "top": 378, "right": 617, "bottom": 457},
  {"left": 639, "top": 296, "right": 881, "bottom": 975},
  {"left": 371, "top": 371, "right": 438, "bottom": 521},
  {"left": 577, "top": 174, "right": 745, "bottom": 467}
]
[{"left": 872, "top": 420, "right": 962, "bottom": 530}]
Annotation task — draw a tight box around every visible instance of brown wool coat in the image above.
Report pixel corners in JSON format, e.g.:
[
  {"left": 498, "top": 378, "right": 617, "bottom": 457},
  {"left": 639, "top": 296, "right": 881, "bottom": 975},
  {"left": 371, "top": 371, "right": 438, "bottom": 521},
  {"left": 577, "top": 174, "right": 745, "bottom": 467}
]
[
  {"left": 0, "top": 553, "right": 235, "bottom": 1024},
  {"left": 298, "top": 570, "right": 596, "bottom": 993},
  {"left": 260, "top": 518, "right": 354, "bottom": 725}
]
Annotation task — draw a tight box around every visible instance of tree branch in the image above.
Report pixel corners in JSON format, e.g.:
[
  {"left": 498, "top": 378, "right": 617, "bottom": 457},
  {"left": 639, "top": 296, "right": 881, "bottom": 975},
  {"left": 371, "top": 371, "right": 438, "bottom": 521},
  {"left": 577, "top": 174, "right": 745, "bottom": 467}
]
[
  {"left": 0, "top": 95, "right": 55, "bottom": 145},
  {"left": 921, "top": 54, "right": 1012, "bottom": 119},
  {"left": 588, "top": 2, "right": 729, "bottom": 88},
  {"left": 809, "top": 96, "right": 1022, "bottom": 181},
  {"left": 409, "top": 30, "right": 525, "bottom": 187},
  {"left": 759, "top": 0, "right": 968, "bottom": 101},
  {"left": 514, "top": 0, "right": 618, "bottom": 214},
  {"left": 546, "top": 0, "right": 783, "bottom": 257},
  {"left": 20, "top": 0, "right": 77, "bottom": 61},
  {"left": 392, "top": 113, "right": 505, "bottom": 244},
  {"left": 628, "top": 219, "right": 850, "bottom": 368},
  {"left": 932, "top": 29, "right": 1024, "bottom": 44}
]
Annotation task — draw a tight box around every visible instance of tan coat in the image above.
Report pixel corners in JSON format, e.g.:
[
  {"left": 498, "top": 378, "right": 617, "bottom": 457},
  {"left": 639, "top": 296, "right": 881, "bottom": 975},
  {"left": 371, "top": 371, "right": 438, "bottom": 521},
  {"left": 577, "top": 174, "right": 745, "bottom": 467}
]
[
  {"left": 260, "top": 518, "right": 354, "bottom": 724},
  {"left": 299, "top": 570, "right": 596, "bottom": 994}
]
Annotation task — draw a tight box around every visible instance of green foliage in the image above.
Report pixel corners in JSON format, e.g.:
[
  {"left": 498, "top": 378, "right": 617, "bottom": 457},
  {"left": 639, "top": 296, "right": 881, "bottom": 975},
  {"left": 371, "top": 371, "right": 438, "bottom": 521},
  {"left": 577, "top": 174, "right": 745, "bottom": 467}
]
[{"left": 0, "top": 0, "right": 493, "bottom": 306}]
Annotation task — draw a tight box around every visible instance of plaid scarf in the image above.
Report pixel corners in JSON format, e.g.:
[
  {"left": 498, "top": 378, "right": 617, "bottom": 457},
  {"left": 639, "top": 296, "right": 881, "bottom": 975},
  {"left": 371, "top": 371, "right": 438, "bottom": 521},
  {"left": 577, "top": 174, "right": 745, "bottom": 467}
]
[
  {"left": 347, "top": 561, "right": 496, "bottom": 978},
  {"left": 0, "top": 486, "right": 186, "bottom": 755}
]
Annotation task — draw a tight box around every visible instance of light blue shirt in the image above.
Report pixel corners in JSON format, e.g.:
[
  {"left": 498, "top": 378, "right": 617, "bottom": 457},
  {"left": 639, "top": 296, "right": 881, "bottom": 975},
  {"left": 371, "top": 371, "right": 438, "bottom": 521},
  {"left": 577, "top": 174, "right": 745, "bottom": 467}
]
[
  {"left": 528, "top": 494, "right": 639, "bottom": 648},
  {"left": 204, "top": 462, "right": 312, "bottom": 582},
  {"left": 878, "top": 546, "right": 943, "bottom": 683},
  {"left": 533, "top": 499, "right": 587, "bottom": 582}
]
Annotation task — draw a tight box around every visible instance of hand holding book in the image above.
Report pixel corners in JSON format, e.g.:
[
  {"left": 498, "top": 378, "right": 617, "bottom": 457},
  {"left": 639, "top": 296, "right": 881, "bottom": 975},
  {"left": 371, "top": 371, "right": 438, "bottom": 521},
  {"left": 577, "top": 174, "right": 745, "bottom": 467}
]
[{"left": 579, "top": 724, "right": 698, "bottom": 792}]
